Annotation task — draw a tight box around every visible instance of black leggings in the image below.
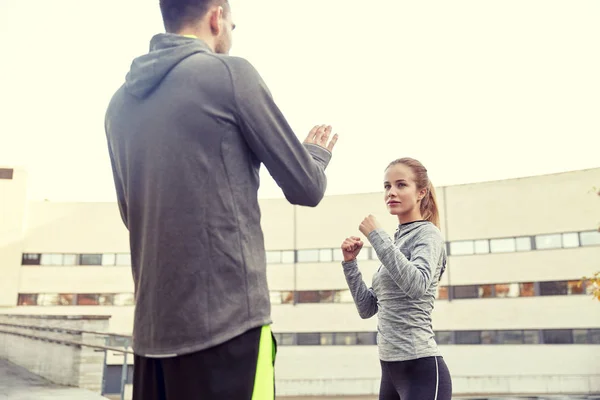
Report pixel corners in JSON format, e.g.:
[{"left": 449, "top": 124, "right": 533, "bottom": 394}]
[{"left": 379, "top": 356, "right": 452, "bottom": 400}]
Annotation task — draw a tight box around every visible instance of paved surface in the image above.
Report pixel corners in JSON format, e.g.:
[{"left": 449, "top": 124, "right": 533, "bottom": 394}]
[{"left": 0, "top": 359, "right": 107, "bottom": 400}]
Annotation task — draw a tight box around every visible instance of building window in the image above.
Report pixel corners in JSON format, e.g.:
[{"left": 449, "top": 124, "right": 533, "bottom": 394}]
[
  {"left": 335, "top": 333, "right": 358, "bottom": 345},
  {"left": 297, "top": 333, "right": 320, "bottom": 346},
  {"left": 63, "top": 254, "right": 77, "bottom": 265},
  {"left": 589, "top": 329, "right": 600, "bottom": 344},
  {"left": 296, "top": 250, "right": 319, "bottom": 263},
  {"left": 452, "top": 285, "right": 479, "bottom": 299},
  {"left": 113, "top": 293, "right": 135, "bottom": 306},
  {"left": 296, "top": 291, "right": 320, "bottom": 303},
  {"left": 79, "top": 254, "right": 102, "bottom": 266},
  {"left": 437, "top": 286, "right": 449, "bottom": 300},
  {"left": 319, "top": 290, "right": 335, "bottom": 303},
  {"left": 542, "top": 329, "right": 573, "bottom": 344},
  {"left": 0, "top": 168, "right": 14, "bottom": 180},
  {"left": 335, "top": 290, "right": 353, "bottom": 303},
  {"left": 36, "top": 294, "right": 74, "bottom": 306},
  {"left": 519, "top": 282, "right": 536, "bottom": 297},
  {"left": 115, "top": 253, "right": 131, "bottom": 266},
  {"left": 17, "top": 294, "right": 38, "bottom": 305},
  {"left": 567, "top": 280, "right": 585, "bottom": 295},
  {"left": 479, "top": 285, "right": 494, "bottom": 298},
  {"left": 449, "top": 241, "right": 474, "bottom": 256},
  {"left": 474, "top": 240, "right": 490, "bottom": 254},
  {"left": 523, "top": 330, "right": 540, "bottom": 344},
  {"left": 490, "top": 238, "right": 516, "bottom": 253},
  {"left": 455, "top": 331, "right": 481, "bottom": 345},
  {"left": 266, "top": 251, "right": 282, "bottom": 264},
  {"left": 435, "top": 331, "right": 452, "bottom": 345},
  {"left": 481, "top": 331, "right": 497, "bottom": 344},
  {"left": 515, "top": 237, "right": 532, "bottom": 251},
  {"left": 562, "top": 232, "right": 579, "bottom": 248},
  {"left": 497, "top": 330, "right": 524, "bottom": 344},
  {"left": 77, "top": 294, "right": 100, "bottom": 306},
  {"left": 535, "top": 234, "right": 562, "bottom": 250},
  {"left": 580, "top": 230, "right": 600, "bottom": 247},
  {"left": 320, "top": 333, "right": 335, "bottom": 345},
  {"left": 539, "top": 281, "right": 568, "bottom": 296},
  {"left": 22, "top": 254, "right": 41, "bottom": 265},
  {"left": 319, "top": 249, "right": 333, "bottom": 262},
  {"left": 41, "top": 254, "right": 64, "bottom": 266},
  {"left": 102, "top": 254, "right": 116, "bottom": 266},
  {"left": 99, "top": 294, "right": 114, "bottom": 306},
  {"left": 274, "top": 333, "right": 296, "bottom": 345},
  {"left": 270, "top": 292, "right": 282, "bottom": 305},
  {"left": 573, "top": 329, "right": 589, "bottom": 344},
  {"left": 495, "top": 283, "right": 519, "bottom": 298},
  {"left": 356, "top": 332, "right": 377, "bottom": 345}
]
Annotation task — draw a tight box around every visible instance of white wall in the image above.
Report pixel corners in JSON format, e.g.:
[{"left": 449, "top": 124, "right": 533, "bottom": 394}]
[{"left": 0, "top": 168, "right": 27, "bottom": 306}]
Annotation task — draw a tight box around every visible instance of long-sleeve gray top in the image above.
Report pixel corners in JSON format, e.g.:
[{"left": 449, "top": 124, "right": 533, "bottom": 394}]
[{"left": 342, "top": 220, "right": 447, "bottom": 362}]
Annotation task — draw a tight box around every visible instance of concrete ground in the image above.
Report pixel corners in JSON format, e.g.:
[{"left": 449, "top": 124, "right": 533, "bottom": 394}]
[{"left": 0, "top": 359, "right": 108, "bottom": 400}]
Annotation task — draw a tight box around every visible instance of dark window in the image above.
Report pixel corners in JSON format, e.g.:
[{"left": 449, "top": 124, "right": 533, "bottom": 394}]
[
  {"left": 542, "top": 329, "right": 573, "bottom": 344},
  {"left": 455, "top": 331, "right": 481, "bottom": 344},
  {"left": 103, "top": 365, "right": 134, "bottom": 394},
  {"left": 497, "top": 330, "right": 524, "bottom": 344},
  {"left": 17, "top": 294, "right": 37, "bottom": 305},
  {"left": 435, "top": 331, "right": 452, "bottom": 345},
  {"left": 22, "top": 253, "right": 41, "bottom": 265},
  {"left": 356, "top": 332, "right": 377, "bottom": 345},
  {"left": 297, "top": 291, "right": 320, "bottom": 303},
  {"left": 297, "top": 333, "right": 320, "bottom": 345},
  {"left": 0, "top": 168, "right": 14, "bottom": 180},
  {"left": 589, "top": 329, "right": 600, "bottom": 344},
  {"left": 79, "top": 254, "right": 102, "bottom": 266},
  {"left": 539, "top": 281, "right": 568, "bottom": 296},
  {"left": 77, "top": 294, "right": 99, "bottom": 306},
  {"left": 452, "top": 286, "right": 479, "bottom": 299}
]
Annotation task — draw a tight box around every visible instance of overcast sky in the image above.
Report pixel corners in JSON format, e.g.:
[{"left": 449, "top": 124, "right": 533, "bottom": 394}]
[{"left": 1, "top": 0, "right": 598, "bottom": 202}]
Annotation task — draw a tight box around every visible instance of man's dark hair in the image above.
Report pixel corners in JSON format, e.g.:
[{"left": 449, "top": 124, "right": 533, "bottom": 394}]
[{"left": 159, "top": 0, "right": 228, "bottom": 33}]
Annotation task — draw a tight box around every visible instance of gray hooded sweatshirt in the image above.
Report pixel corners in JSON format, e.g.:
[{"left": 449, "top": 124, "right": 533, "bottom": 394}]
[
  {"left": 342, "top": 221, "right": 447, "bottom": 362},
  {"left": 105, "top": 33, "right": 332, "bottom": 357}
]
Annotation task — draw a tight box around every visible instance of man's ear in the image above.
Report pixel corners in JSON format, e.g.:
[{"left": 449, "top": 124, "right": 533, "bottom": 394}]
[{"left": 209, "top": 6, "right": 224, "bottom": 35}]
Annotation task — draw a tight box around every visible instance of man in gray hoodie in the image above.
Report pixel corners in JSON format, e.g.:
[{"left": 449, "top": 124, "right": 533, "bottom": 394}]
[{"left": 104, "top": 0, "right": 338, "bottom": 398}]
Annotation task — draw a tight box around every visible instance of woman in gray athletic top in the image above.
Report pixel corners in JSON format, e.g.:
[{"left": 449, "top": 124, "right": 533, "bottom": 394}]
[{"left": 340, "top": 157, "right": 452, "bottom": 400}]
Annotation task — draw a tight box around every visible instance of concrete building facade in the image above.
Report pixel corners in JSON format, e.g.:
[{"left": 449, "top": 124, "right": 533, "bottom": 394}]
[{"left": 1, "top": 166, "right": 599, "bottom": 397}]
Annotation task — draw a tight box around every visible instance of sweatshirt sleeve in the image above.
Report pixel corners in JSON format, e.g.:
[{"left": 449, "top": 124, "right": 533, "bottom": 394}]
[
  {"left": 341, "top": 259, "right": 378, "bottom": 319},
  {"left": 225, "top": 57, "right": 331, "bottom": 207},
  {"left": 367, "top": 228, "right": 442, "bottom": 299}
]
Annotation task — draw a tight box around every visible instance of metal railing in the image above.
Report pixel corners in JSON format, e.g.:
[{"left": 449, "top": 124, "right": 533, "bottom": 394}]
[{"left": 0, "top": 322, "right": 133, "bottom": 400}]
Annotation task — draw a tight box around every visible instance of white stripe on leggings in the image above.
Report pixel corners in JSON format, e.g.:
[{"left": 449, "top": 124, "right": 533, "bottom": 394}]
[{"left": 434, "top": 357, "right": 439, "bottom": 400}]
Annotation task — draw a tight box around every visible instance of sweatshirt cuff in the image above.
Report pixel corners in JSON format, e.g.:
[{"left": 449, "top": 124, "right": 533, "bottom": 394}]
[
  {"left": 303, "top": 143, "right": 332, "bottom": 170},
  {"left": 367, "top": 228, "right": 393, "bottom": 249},
  {"left": 341, "top": 259, "right": 358, "bottom": 271}
]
